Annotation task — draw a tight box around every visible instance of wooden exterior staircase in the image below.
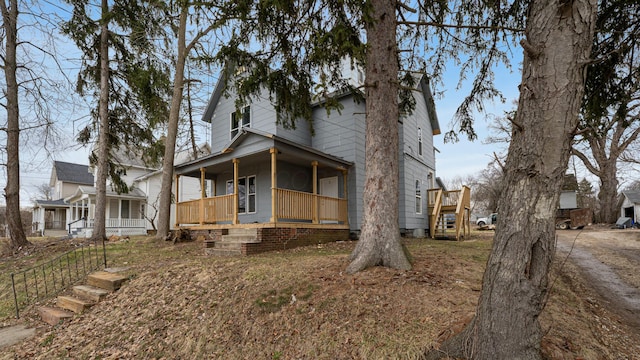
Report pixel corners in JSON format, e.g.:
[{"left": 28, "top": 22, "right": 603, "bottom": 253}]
[
  {"left": 428, "top": 186, "right": 471, "bottom": 241},
  {"left": 37, "top": 269, "right": 129, "bottom": 326}
]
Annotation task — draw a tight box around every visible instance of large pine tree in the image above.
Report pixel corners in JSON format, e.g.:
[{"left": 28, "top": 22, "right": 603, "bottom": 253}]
[{"left": 62, "top": 0, "right": 171, "bottom": 240}]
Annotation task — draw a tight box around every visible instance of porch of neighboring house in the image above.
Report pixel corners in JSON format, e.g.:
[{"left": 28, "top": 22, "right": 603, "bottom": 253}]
[
  {"left": 428, "top": 186, "right": 471, "bottom": 241},
  {"left": 66, "top": 187, "right": 148, "bottom": 238},
  {"left": 32, "top": 200, "right": 69, "bottom": 237},
  {"left": 175, "top": 144, "right": 352, "bottom": 256}
]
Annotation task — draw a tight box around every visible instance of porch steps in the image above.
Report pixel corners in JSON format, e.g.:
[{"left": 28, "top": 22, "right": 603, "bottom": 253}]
[
  {"left": 38, "top": 268, "right": 130, "bottom": 326},
  {"left": 221, "top": 228, "right": 260, "bottom": 243},
  {"left": 206, "top": 228, "right": 260, "bottom": 256}
]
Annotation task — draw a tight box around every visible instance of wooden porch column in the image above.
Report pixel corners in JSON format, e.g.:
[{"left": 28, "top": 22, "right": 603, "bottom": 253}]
[
  {"left": 200, "top": 168, "right": 206, "bottom": 198},
  {"left": 199, "top": 168, "right": 205, "bottom": 225},
  {"left": 174, "top": 174, "right": 180, "bottom": 228},
  {"left": 233, "top": 158, "right": 239, "bottom": 225},
  {"left": 342, "top": 169, "right": 348, "bottom": 199},
  {"left": 312, "top": 161, "right": 318, "bottom": 224},
  {"left": 270, "top": 148, "right": 277, "bottom": 223}
]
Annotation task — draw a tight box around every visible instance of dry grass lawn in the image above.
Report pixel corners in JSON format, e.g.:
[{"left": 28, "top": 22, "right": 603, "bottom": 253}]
[{"left": 1, "top": 231, "right": 639, "bottom": 359}]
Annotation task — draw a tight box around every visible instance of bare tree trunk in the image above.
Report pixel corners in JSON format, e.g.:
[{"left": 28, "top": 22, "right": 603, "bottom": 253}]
[
  {"left": 597, "top": 163, "right": 619, "bottom": 223},
  {"left": 91, "top": 0, "right": 110, "bottom": 242},
  {"left": 1, "top": 0, "right": 30, "bottom": 250},
  {"left": 156, "top": 8, "right": 188, "bottom": 240},
  {"left": 427, "top": 0, "right": 596, "bottom": 358},
  {"left": 346, "top": 0, "right": 411, "bottom": 273}
]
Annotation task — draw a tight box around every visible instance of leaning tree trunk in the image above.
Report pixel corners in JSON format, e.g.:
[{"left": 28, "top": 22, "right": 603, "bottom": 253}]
[
  {"left": 2, "top": 0, "right": 30, "bottom": 249},
  {"left": 91, "top": 0, "right": 110, "bottom": 242},
  {"left": 346, "top": 0, "right": 411, "bottom": 273},
  {"left": 597, "top": 162, "right": 620, "bottom": 224},
  {"left": 156, "top": 8, "right": 188, "bottom": 240},
  {"left": 427, "top": 0, "right": 596, "bottom": 358}
]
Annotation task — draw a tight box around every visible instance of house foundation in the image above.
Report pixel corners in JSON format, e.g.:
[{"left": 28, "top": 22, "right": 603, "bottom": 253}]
[{"left": 189, "top": 226, "right": 350, "bottom": 256}]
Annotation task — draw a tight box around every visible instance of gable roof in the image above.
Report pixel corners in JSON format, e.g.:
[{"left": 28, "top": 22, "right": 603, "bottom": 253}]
[
  {"left": 51, "top": 161, "right": 94, "bottom": 186},
  {"left": 202, "top": 70, "right": 441, "bottom": 136},
  {"left": 623, "top": 191, "right": 640, "bottom": 204}
]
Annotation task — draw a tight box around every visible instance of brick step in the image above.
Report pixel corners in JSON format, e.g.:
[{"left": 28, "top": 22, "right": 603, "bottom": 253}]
[
  {"left": 205, "top": 248, "right": 242, "bottom": 256},
  {"left": 57, "top": 295, "right": 94, "bottom": 314},
  {"left": 73, "top": 285, "right": 110, "bottom": 302},
  {"left": 87, "top": 271, "right": 128, "bottom": 291},
  {"left": 38, "top": 306, "right": 74, "bottom": 326},
  {"left": 220, "top": 235, "right": 259, "bottom": 243}
]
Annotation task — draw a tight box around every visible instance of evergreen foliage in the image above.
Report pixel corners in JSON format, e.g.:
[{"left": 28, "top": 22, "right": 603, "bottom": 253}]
[{"left": 62, "top": 0, "right": 172, "bottom": 194}]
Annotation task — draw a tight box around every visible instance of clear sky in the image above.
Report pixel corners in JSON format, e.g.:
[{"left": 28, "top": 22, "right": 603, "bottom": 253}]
[{"left": 432, "top": 55, "right": 522, "bottom": 185}]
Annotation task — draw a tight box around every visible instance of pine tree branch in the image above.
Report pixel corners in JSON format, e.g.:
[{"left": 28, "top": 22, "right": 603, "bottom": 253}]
[{"left": 397, "top": 20, "right": 523, "bottom": 33}]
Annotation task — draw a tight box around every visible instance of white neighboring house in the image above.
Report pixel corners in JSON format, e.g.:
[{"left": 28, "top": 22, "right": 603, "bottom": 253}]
[{"left": 32, "top": 145, "right": 210, "bottom": 238}]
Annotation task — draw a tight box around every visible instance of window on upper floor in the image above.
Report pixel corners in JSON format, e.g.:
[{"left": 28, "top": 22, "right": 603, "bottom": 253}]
[
  {"left": 418, "top": 127, "right": 423, "bottom": 156},
  {"left": 230, "top": 106, "right": 251, "bottom": 139}
]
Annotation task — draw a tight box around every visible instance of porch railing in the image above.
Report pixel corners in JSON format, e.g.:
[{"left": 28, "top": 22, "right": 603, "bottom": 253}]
[
  {"left": 176, "top": 194, "right": 234, "bottom": 224},
  {"left": 9, "top": 238, "right": 107, "bottom": 318},
  {"left": 277, "top": 189, "right": 314, "bottom": 220},
  {"left": 105, "top": 218, "right": 146, "bottom": 228},
  {"left": 175, "top": 189, "right": 347, "bottom": 225}
]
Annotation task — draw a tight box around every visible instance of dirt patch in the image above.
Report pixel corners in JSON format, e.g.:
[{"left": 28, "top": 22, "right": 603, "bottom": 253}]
[{"left": 556, "top": 228, "right": 640, "bottom": 330}]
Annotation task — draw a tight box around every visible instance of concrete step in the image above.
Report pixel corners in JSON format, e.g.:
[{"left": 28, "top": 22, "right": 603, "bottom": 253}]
[
  {"left": 227, "top": 228, "right": 257, "bottom": 236},
  {"left": 220, "top": 235, "right": 259, "bottom": 243},
  {"left": 215, "top": 241, "right": 243, "bottom": 250},
  {"left": 38, "top": 306, "right": 74, "bottom": 326},
  {"left": 205, "top": 248, "right": 242, "bottom": 256},
  {"left": 57, "top": 295, "right": 94, "bottom": 314},
  {"left": 87, "top": 271, "right": 128, "bottom": 291},
  {"left": 73, "top": 285, "right": 110, "bottom": 302}
]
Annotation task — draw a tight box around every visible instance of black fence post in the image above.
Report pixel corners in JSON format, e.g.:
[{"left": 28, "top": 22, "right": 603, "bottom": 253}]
[{"left": 11, "top": 273, "right": 19, "bottom": 319}]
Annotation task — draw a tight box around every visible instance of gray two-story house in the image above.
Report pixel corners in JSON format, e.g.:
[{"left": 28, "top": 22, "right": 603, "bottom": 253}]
[{"left": 174, "top": 70, "right": 441, "bottom": 254}]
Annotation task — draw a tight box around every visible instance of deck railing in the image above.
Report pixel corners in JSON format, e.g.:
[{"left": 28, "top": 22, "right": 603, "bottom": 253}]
[{"left": 175, "top": 189, "right": 347, "bottom": 225}]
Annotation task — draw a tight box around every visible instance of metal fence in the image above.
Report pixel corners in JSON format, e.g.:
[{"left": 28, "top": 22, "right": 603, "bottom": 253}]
[{"left": 9, "top": 239, "right": 107, "bottom": 318}]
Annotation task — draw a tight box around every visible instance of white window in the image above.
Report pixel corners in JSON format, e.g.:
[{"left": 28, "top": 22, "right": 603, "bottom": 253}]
[
  {"left": 226, "top": 175, "right": 256, "bottom": 214},
  {"left": 418, "top": 127, "right": 423, "bottom": 156},
  {"left": 415, "top": 180, "right": 422, "bottom": 214},
  {"left": 230, "top": 106, "right": 251, "bottom": 139}
]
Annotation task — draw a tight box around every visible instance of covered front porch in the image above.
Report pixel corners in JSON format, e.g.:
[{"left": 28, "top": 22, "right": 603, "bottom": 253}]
[
  {"left": 66, "top": 186, "right": 148, "bottom": 237},
  {"left": 174, "top": 130, "right": 352, "bottom": 254}
]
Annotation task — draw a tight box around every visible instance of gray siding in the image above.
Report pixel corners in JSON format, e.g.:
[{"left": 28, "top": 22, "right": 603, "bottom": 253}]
[
  {"left": 398, "top": 84, "right": 437, "bottom": 232},
  {"left": 203, "top": 76, "right": 438, "bottom": 234},
  {"left": 214, "top": 160, "right": 272, "bottom": 224},
  {"left": 400, "top": 155, "right": 430, "bottom": 232},
  {"left": 209, "top": 88, "right": 278, "bottom": 153},
  {"left": 311, "top": 97, "right": 365, "bottom": 232},
  {"left": 275, "top": 118, "right": 312, "bottom": 146}
]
